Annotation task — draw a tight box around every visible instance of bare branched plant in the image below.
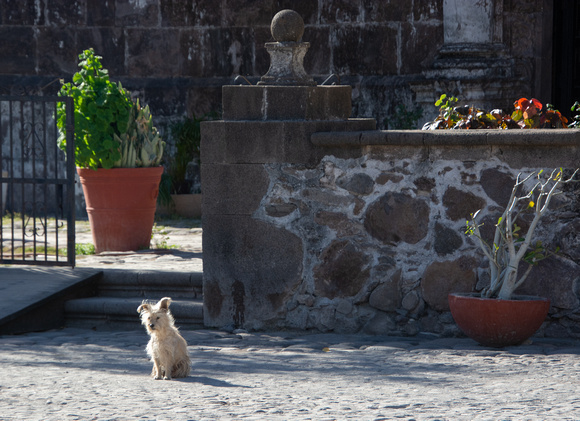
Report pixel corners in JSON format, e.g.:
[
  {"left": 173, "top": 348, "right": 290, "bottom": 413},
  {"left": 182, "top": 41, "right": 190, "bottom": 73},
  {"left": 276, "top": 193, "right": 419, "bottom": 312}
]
[{"left": 466, "top": 168, "right": 579, "bottom": 300}]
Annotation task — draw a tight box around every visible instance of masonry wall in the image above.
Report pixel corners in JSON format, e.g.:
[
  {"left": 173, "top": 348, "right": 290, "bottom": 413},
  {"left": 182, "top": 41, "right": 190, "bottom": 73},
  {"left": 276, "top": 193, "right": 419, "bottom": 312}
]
[
  {"left": 202, "top": 87, "right": 580, "bottom": 338},
  {"left": 0, "top": 1, "right": 552, "bottom": 130}
]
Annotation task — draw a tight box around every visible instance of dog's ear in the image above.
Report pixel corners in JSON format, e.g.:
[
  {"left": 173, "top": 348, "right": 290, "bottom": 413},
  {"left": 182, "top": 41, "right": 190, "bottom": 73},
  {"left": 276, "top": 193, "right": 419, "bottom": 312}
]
[
  {"left": 158, "top": 297, "right": 172, "bottom": 310},
  {"left": 137, "top": 303, "right": 151, "bottom": 314}
]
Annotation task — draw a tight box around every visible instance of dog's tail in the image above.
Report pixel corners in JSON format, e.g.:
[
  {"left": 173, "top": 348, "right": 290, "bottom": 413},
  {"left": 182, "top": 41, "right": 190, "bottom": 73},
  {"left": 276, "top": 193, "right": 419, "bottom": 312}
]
[{"left": 172, "top": 358, "right": 191, "bottom": 378}]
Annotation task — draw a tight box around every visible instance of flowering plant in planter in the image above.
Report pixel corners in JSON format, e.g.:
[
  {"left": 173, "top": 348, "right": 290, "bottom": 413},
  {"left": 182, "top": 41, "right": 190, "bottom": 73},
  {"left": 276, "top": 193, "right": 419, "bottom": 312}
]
[
  {"left": 423, "top": 95, "right": 570, "bottom": 130},
  {"left": 465, "top": 168, "right": 578, "bottom": 300}
]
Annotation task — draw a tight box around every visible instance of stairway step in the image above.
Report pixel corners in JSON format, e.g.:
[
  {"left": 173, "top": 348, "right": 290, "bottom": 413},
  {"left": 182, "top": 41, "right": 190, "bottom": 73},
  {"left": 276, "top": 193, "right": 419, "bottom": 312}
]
[
  {"left": 97, "top": 269, "right": 203, "bottom": 299},
  {"left": 65, "top": 297, "right": 203, "bottom": 330}
]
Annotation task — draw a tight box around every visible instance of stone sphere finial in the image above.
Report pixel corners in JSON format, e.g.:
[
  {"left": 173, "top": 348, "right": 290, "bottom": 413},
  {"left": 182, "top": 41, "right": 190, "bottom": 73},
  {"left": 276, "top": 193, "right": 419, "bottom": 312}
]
[{"left": 271, "top": 9, "right": 304, "bottom": 42}]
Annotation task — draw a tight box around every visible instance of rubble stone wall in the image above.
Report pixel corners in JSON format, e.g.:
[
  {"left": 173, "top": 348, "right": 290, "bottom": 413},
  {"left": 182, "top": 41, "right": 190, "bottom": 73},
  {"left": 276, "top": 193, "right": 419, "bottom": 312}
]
[{"left": 203, "top": 117, "right": 580, "bottom": 338}]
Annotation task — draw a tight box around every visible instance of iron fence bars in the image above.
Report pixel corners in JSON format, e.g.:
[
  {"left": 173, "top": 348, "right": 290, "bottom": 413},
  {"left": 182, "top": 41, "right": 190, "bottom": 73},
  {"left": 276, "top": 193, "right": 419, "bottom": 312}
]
[{"left": 0, "top": 95, "right": 75, "bottom": 267}]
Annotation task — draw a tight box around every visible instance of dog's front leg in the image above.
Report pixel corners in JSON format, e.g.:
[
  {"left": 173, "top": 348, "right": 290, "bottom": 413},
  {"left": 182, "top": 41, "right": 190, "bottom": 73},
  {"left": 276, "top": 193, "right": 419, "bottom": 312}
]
[
  {"left": 162, "top": 364, "right": 172, "bottom": 381},
  {"left": 152, "top": 358, "right": 162, "bottom": 380}
]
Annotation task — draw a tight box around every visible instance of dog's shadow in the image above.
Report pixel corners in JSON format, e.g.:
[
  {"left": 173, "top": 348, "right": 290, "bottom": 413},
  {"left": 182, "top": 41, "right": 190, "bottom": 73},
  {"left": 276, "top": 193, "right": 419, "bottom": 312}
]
[{"left": 177, "top": 376, "right": 252, "bottom": 388}]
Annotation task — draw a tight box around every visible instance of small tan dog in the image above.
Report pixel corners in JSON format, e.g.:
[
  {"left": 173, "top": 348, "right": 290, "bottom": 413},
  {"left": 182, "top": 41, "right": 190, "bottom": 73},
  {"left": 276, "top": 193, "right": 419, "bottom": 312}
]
[{"left": 137, "top": 297, "right": 191, "bottom": 380}]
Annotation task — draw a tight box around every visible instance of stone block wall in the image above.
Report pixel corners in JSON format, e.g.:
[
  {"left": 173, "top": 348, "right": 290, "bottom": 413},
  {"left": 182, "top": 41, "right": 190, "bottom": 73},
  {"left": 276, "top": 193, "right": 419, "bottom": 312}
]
[
  {"left": 0, "top": 1, "right": 552, "bottom": 129},
  {"left": 203, "top": 87, "right": 580, "bottom": 339}
]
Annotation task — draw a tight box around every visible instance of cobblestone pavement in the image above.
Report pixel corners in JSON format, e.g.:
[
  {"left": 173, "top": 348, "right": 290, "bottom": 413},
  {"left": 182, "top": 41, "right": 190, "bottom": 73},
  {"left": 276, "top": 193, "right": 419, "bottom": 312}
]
[
  {"left": 2, "top": 328, "right": 580, "bottom": 420},
  {"left": 74, "top": 218, "right": 203, "bottom": 272},
  {"left": 4, "top": 219, "right": 580, "bottom": 419}
]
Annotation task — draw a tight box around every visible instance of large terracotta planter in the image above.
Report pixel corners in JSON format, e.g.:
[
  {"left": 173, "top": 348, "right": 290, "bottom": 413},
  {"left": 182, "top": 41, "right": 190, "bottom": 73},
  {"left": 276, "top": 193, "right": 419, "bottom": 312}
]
[
  {"left": 448, "top": 292, "right": 550, "bottom": 348},
  {"left": 77, "top": 167, "right": 163, "bottom": 254}
]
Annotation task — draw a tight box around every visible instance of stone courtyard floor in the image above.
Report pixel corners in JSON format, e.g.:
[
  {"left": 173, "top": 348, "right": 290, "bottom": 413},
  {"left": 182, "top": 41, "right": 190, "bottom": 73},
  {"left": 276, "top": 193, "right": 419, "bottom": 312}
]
[
  {"left": 2, "top": 327, "right": 580, "bottom": 420},
  {"left": 3, "top": 217, "right": 580, "bottom": 419}
]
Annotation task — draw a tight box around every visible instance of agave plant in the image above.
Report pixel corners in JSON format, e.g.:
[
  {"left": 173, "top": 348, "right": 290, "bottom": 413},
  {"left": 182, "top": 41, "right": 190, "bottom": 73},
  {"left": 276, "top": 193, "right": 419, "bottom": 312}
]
[
  {"left": 114, "top": 100, "right": 164, "bottom": 168},
  {"left": 466, "top": 168, "right": 578, "bottom": 300}
]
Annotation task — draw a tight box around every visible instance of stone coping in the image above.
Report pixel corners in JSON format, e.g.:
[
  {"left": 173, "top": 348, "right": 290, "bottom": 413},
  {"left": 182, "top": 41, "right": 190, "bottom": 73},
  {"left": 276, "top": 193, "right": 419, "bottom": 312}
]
[{"left": 311, "top": 129, "right": 580, "bottom": 147}]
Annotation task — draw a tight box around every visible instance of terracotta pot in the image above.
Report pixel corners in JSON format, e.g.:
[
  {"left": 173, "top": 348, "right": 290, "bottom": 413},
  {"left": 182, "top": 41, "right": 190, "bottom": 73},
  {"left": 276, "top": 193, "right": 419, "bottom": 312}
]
[
  {"left": 77, "top": 167, "right": 163, "bottom": 254},
  {"left": 448, "top": 292, "right": 550, "bottom": 348}
]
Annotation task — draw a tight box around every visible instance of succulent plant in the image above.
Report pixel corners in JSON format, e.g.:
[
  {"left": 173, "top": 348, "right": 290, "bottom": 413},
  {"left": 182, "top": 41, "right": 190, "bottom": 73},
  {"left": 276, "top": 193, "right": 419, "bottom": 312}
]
[{"left": 113, "top": 100, "right": 165, "bottom": 168}]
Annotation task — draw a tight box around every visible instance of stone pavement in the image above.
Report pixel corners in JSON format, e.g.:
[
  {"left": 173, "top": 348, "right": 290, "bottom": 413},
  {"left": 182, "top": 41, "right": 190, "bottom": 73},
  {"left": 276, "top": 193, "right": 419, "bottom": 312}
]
[
  {"left": 3, "top": 219, "right": 580, "bottom": 419},
  {"left": 2, "top": 328, "right": 580, "bottom": 420},
  {"left": 74, "top": 218, "right": 203, "bottom": 272}
]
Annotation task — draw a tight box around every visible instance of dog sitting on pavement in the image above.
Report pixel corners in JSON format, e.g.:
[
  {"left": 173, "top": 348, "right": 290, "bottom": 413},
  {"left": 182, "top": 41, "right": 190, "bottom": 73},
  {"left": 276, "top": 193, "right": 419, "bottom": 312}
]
[{"left": 137, "top": 297, "right": 191, "bottom": 380}]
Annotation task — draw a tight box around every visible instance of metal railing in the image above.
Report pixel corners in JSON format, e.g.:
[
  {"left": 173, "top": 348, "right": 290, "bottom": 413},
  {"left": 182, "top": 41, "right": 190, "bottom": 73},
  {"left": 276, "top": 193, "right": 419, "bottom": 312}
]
[{"left": 0, "top": 95, "right": 76, "bottom": 266}]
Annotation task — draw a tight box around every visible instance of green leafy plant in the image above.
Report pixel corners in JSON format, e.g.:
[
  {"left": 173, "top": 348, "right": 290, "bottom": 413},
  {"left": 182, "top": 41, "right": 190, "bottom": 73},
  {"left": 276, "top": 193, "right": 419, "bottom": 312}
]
[
  {"left": 569, "top": 101, "right": 580, "bottom": 128},
  {"left": 57, "top": 49, "right": 164, "bottom": 169},
  {"left": 150, "top": 223, "right": 176, "bottom": 249},
  {"left": 466, "top": 168, "right": 578, "bottom": 300},
  {"left": 75, "top": 243, "right": 95, "bottom": 255},
  {"left": 423, "top": 94, "right": 571, "bottom": 130},
  {"left": 158, "top": 113, "right": 218, "bottom": 205},
  {"left": 384, "top": 104, "right": 423, "bottom": 130}
]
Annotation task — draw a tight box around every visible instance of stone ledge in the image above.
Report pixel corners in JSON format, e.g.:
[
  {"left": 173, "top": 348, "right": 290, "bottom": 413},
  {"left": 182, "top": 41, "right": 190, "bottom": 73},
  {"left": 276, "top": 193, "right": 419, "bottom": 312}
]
[
  {"left": 311, "top": 129, "right": 580, "bottom": 147},
  {"left": 222, "top": 85, "right": 352, "bottom": 121}
]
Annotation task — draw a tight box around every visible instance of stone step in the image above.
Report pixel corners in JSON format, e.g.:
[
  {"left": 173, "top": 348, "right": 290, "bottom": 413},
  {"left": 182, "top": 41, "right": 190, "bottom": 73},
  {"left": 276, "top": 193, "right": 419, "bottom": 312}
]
[
  {"left": 97, "top": 269, "right": 203, "bottom": 299},
  {"left": 65, "top": 297, "right": 204, "bottom": 331}
]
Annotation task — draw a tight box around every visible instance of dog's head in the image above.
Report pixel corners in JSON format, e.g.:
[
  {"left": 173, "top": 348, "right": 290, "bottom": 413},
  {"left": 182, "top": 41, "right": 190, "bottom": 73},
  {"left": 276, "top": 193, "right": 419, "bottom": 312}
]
[{"left": 137, "top": 297, "right": 174, "bottom": 334}]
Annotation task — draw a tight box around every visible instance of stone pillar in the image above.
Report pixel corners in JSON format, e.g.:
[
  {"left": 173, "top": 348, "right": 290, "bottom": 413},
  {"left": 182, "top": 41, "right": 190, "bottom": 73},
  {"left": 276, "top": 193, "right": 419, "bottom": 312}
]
[
  {"left": 200, "top": 10, "right": 375, "bottom": 330},
  {"left": 410, "top": 0, "right": 525, "bottom": 119}
]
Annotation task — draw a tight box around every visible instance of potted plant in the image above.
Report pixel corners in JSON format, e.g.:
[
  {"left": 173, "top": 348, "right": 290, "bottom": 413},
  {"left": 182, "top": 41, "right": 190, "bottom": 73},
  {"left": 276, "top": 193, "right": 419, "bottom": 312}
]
[
  {"left": 449, "top": 168, "right": 578, "bottom": 347},
  {"left": 157, "top": 113, "right": 216, "bottom": 219},
  {"left": 57, "top": 49, "right": 165, "bottom": 253}
]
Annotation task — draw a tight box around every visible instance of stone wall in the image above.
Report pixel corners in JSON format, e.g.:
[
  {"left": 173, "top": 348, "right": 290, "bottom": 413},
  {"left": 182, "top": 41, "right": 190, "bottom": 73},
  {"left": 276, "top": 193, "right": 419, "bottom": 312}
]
[
  {"left": 0, "top": 1, "right": 552, "bottom": 129},
  {"left": 202, "top": 85, "right": 580, "bottom": 338}
]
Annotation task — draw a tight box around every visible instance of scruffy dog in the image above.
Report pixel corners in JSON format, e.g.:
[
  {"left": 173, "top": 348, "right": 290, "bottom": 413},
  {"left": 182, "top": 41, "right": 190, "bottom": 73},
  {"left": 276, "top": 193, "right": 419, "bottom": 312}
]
[{"left": 137, "top": 297, "right": 191, "bottom": 380}]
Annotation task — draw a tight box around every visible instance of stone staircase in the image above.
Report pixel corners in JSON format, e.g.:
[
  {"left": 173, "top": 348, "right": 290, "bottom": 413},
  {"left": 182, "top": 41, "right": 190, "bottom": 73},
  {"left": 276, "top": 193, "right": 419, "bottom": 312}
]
[{"left": 64, "top": 269, "right": 204, "bottom": 330}]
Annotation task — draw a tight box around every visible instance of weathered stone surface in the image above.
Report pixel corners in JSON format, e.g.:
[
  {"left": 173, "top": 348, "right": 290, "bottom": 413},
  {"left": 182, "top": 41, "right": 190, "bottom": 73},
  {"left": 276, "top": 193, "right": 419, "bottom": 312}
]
[
  {"left": 127, "top": 29, "right": 180, "bottom": 77},
  {"left": 364, "top": 192, "right": 430, "bottom": 244},
  {"left": 314, "top": 211, "right": 364, "bottom": 237},
  {"left": 202, "top": 163, "right": 269, "bottom": 215},
  {"left": 421, "top": 256, "right": 478, "bottom": 311},
  {"left": 402, "top": 290, "right": 420, "bottom": 311},
  {"left": 555, "top": 220, "right": 580, "bottom": 262},
  {"left": 0, "top": 27, "right": 35, "bottom": 74},
  {"left": 376, "top": 172, "right": 404, "bottom": 185},
  {"left": 480, "top": 168, "right": 515, "bottom": 207},
  {"left": 369, "top": 273, "right": 401, "bottom": 312},
  {"left": 266, "top": 202, "right": 297, "bottom": 217},
  {"left": 333, "top": 25, "right": 398, "bottom": 75},
  {"left": 413, "top": 176, "right": 436, "bottom": 193},
  {"left": 160, "top": 0, "right": 220, "bottom": 27},
  {"left": 270, "top": 9, "right": 304, "bottom": 42},
  {"left": 203, "top": 215, "right": 303, "bottom": 329},
  {"left": 203, "top": 279, "right": 224, "bottom": 320},
  {"left": 314, "top": 240, "right": 371, "bottom": 299},
  {"left": 516, "top": 256, "right": 580, "bottom": 310},
  {"left": 434, "top": 222, "right": 463, "bottom": 255},
  {"left": 116, "top": 0, "right": 159, "bottom": 26},
  {"left": 87, "top": 0, "right": 115, "bottom": 26},
  {"left": 221, "top": 86, "right": 352, "bottom": 121},
  {"left": 362, "top": 311, "right": 396, "bottom": 335},
  {"left": 336, "top": 173, "right": 374, "bottom": 195},
  {"left": 443, "top": 186, "right": 486, "bottom": 221}
]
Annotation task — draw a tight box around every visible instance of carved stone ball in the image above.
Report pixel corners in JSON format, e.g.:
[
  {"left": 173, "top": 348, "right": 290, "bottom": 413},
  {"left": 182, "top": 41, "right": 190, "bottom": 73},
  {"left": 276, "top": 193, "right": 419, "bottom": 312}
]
[{"left": 271, "top": 9, "right": 304, "bottom": 42}]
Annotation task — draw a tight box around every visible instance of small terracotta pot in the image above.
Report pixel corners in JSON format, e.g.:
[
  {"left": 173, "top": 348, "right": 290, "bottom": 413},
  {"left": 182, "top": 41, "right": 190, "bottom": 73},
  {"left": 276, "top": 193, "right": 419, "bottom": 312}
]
[
  {"left": 77, "top": 167, "right": 163, "bottom": 254},
  {"left": 448, "top": 292, "right": 550, "bottom": 348}
]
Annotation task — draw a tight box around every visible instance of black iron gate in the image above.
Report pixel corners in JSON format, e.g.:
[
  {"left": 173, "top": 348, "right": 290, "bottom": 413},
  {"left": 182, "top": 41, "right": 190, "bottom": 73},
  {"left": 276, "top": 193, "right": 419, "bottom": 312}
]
[{"left": 0, "top": 96, "right": 76, "bottom": 266}]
